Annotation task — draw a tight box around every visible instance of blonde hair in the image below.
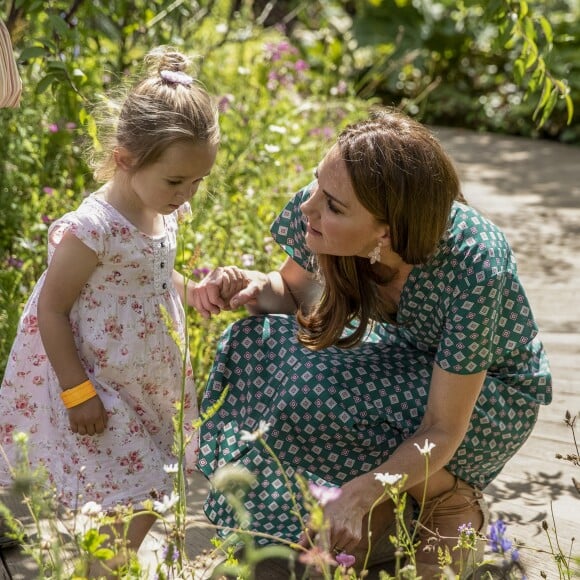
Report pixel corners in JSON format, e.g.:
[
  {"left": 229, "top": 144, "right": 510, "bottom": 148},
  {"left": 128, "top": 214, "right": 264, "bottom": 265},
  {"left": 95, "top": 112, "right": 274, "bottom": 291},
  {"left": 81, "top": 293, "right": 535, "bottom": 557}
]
[
  {"left": 91, "top": 47, "right": 219, "bottom": 181},
  {"left": 298, "top": 107, "right": 463, "bottom": 350}
]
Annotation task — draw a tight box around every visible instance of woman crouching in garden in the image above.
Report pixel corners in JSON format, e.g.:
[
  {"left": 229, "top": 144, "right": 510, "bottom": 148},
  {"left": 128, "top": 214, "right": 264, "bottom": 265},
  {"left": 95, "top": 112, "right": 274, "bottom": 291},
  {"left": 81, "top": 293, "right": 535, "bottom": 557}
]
[{"left": 192, "top": 107, "right": 552, "bottom": 578}]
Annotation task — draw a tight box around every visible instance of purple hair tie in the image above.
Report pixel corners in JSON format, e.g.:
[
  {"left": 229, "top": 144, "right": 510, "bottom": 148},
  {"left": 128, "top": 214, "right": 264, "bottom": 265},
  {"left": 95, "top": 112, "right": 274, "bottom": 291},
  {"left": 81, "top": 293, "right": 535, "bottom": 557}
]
[{"left": 160, "top": 69, "right": 194, "bottom": 86}]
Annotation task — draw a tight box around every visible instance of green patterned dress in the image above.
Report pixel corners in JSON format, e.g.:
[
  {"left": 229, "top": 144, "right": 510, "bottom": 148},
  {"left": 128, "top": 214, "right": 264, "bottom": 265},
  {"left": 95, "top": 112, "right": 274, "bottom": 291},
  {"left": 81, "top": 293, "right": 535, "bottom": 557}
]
[{"left": 197, "top": 183, "right": 552, "bottom": 544}]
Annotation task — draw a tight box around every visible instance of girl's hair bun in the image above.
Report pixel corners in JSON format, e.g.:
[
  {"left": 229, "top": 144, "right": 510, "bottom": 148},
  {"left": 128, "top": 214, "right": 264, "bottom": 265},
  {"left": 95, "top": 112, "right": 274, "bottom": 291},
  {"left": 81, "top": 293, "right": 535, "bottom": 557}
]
[{"left": 144, "top": 46, "right": 191, "bottom": 76}]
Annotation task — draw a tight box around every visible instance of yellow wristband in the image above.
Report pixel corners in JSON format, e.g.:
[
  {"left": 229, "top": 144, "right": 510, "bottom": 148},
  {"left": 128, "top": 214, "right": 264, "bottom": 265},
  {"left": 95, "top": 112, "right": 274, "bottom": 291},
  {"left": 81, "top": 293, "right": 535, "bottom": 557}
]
[{"left": 60, "top": 380, "right": 97, "bottom": 409}]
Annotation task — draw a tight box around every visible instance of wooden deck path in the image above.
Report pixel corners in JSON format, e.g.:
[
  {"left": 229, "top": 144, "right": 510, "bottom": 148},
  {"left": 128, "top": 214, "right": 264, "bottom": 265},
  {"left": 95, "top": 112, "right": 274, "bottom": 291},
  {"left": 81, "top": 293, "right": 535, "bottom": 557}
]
[{"left": 2, "top": 129, "right": 579, "bottom": 579}]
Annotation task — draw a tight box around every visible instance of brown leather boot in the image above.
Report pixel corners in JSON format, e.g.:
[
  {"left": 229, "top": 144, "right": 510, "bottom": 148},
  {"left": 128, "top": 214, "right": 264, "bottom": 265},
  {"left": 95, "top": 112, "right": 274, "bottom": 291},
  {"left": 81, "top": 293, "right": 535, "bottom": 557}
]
[{"left": 414, "top": 477, "right": 490, "bottom": 579}]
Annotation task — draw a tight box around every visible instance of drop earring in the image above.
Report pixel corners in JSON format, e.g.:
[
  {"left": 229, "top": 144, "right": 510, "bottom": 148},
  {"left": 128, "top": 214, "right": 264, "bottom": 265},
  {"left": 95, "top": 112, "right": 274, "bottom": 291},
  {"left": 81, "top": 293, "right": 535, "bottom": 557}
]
[{"left": 368, "top": 241, "right": 382, "bottom": 264}]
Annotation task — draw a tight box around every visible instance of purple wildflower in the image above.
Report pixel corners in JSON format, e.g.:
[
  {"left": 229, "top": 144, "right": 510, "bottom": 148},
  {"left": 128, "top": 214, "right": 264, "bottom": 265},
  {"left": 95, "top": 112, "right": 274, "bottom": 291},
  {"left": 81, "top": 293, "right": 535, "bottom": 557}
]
[
  {"left": 42, "top": 187, "right": 55, "bottom": 195},
  {"left": 162, "top": 543, "right": 179, "bottom": 562},
  {"left": 7, "top": 256, "right": 23, "bottom": 269},
  {"left": 335, "top": 552, "right": 356, "bottom": 568},
  {"left": 294, "top": 59, "right": 308, "bottom": 72},
  {"left": 489, "top": 519, "right": 513, "bottom": 553},
  {"left": 48, "top": 123, "right": 59, "bottom": 133}
]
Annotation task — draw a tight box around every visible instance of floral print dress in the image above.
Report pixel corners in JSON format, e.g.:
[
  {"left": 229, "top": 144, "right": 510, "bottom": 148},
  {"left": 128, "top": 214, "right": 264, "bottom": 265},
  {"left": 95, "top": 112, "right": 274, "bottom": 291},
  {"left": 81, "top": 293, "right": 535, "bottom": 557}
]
[
  {"left": 198, "top": 183, "right": 552, "bottom": 545},
  {"left": 0, "top": 192, "right": 198, "bottom": 509}
]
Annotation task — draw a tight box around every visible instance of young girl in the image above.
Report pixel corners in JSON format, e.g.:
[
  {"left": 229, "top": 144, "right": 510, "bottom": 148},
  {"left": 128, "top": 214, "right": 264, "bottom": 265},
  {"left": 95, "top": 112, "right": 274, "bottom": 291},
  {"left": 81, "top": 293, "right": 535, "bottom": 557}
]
[{"left": 0, "top": 47, "right": 219, "bottom": 573}]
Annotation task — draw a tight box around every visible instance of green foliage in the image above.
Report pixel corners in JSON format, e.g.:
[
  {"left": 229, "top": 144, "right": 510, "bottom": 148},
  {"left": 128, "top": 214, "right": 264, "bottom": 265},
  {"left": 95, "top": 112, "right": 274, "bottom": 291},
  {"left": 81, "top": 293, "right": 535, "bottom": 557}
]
[
  {"left": 320, "top": 0, "right": 578, "bottom": 139},
  {"left": 1, "top": 0, "right": 577, "bottom": 381}
]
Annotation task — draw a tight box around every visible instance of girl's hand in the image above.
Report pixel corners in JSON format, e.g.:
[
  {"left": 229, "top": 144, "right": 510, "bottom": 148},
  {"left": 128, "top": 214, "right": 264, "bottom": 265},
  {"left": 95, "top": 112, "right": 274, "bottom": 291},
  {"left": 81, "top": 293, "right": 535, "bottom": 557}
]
[
  {"left": 191, "top": 266, "right": 264, "bottom": 319},
  {"left": 68, "top": 395, "right": 108, "bottom": 436}
]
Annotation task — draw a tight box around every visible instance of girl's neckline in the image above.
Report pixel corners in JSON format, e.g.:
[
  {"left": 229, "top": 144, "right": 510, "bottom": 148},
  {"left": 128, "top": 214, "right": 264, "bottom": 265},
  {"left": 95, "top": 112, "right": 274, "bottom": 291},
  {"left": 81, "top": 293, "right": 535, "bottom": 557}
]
[{"left": 91, "top": 192, "right": 167, "bottom": 240}]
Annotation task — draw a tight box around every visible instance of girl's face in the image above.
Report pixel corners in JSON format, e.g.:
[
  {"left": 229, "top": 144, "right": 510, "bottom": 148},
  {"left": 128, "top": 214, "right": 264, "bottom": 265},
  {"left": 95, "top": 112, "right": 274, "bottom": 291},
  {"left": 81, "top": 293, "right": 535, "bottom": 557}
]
[
  {"left": 300, "top": 145, "right": 387, "bottom": 257},
  {"left": 128, "top": 141, "right": 217, "bottom": 214}
]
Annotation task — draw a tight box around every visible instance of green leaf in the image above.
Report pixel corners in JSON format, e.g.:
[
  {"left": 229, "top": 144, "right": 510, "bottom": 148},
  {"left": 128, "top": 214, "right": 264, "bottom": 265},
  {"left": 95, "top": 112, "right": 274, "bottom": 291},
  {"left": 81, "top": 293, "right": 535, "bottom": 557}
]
[
  {"left": 538, "top": 90, "right": 558, "bottom": 127},
  {"left": 524, "top": 47, "right": 537, "bottom": 70},
  {"left": 47, "top": 13, "right": 70, "bottom": 38},
  {"left": 35, "top": 73, "right": 59, "bottom": 95},
  {"left": 539, "top": 16, "right": 553, "bottom": 44},
  {"left": 18, "top": 46, "right": 46, "bottom": 61},
  {"left": 513, "top": 59, "right": 525, "bottom": 84},
  {"left": 47, "top": 60, "right": 67, "bottom": 71},
  {"left": 564, "top": 94, "right": 574, "bottom": 125},
  {"left": 533, "top": 77, "right": 553, "bottom": 120}
]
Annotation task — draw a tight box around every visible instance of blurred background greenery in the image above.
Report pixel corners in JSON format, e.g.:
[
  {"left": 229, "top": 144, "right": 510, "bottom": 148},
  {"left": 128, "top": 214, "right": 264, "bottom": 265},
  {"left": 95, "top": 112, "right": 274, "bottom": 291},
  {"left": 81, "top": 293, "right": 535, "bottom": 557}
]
[{"left": 1, "top": 0, "right": 577, "bottom": 386}]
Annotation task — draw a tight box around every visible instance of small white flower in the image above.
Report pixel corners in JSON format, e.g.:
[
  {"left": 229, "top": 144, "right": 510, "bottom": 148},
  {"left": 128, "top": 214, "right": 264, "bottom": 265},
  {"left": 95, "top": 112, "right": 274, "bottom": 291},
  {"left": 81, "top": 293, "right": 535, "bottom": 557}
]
[
  {"left": 237, "top": 66, "right": 250, "bottom": 75},
  {"left": 241, "top": 254, "right": 255, "bottom": 267},
  {"left": 268, "top": 124, "right": 287, "bottom": 134},
  {"left": 239, "top": 420, "right": 271, "bottom": 442},
  {"left": 215, "top": 23, "right": 228, "bottom": 34},
  {"left": 374, "top": 472, "right": 403, "bottom": 486},
  {"left": 264, "top": 144, "right": 280, "bottom": 154},
  {"left": 81, "top": 501, "right": 103, "bottom": 516},
  {"left": 163, "top": 463, "right": 179, "bottom": 474},
  {"left": 414, "top": 439, "right": 436, "bottom": 456},
  {"left": 153, "top": 491, "right": 180, "bottom": 514}
]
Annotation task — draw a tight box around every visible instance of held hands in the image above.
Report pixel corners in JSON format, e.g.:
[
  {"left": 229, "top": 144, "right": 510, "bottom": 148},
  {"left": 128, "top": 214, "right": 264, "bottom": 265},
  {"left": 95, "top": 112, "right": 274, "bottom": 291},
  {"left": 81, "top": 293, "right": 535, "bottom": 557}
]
[
  {"left": 191, "top": 266, "right": 267, "bottom": 319},
  {"left": 68, "top": 395, "right": 108, "bottom": 436}
]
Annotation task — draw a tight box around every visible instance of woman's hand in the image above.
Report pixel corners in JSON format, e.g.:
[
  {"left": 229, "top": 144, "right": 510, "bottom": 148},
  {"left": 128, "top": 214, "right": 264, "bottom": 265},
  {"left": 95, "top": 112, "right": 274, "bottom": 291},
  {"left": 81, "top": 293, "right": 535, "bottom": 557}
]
[
  {"left": 68, "top": 395, "right": 108, "bottom": 436},
  {"left": 298, "top": 476, "right": 376, "bottom": 555}
]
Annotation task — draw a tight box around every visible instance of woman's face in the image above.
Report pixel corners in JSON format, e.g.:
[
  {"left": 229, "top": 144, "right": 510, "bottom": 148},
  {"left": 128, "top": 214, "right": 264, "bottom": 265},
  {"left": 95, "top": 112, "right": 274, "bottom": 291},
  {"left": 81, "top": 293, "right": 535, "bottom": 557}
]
[{"left": 300, "top": 145, "right": 387, "bottom": 257}]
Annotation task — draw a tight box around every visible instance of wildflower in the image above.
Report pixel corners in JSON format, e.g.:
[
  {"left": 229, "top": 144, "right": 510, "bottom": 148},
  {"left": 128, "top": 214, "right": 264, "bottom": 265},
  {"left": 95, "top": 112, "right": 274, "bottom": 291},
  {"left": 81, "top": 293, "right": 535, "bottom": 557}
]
[
  {"left": 489, "top": 519, "right": 513, "bottom": 554},
  {"left": 239, "top": 419, "right": 271, "bottom": 442},
  {"left": 218, "top": 93, "right": 234, "bottom": 112},
  {"left": 264, "top": 144, "right": 281, "bottom": 154},
  {"left": 7, "top": 256, "right": 23, "bottom": 269},
  {"left": 308, "top": 482, "right": 341, "bottom": 506},
  {"left": 162, "top": 543, "right": 180, "bottom": 562},
  {"left": 414, "top": 439, "right": 436, "bottom": 456},
  {"left": 65, "top": 122, "right": 76, "bottom": 131},
  {"left": 374, "top": 472, "right": 403, "bottom": 486},
  {"left": 241, "top": 254, "right": 255, "bottom": 267},
  {"left": 457, "top": 522, "right": 477, "bottom": 550},
  {"left": 335, "top": 552, "right": 356, "bottom": 568},
  {"left": 48, "top": 123, "right": 59, "bottom": 133},
  {"left": 268, "top": 124, "right": 287, "bottom": 134},
  {"left": 42, "top": 187, "right": 55, "bottom": 195},
  {"left": 163, "top": 463, "right": 178, "bottom": 474},
  {"left": 153, "top": 491, "right": 179, "bottom": 514},
  {"left": 298, "top": 545, "right": 335, "bottom": 572},
  {"left": 81, "top": 501, "right": 103, "bottom": 516},
  {"left": 330, "top": 80, "right": 348, "bottom": 96}
]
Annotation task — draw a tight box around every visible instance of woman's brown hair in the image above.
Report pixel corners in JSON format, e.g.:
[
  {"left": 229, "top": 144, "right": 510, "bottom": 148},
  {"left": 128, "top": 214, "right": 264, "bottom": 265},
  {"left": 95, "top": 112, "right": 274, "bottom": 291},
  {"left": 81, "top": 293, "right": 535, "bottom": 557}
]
[{"left": 298, "top": 107, "right": 463, "bottom": 350}]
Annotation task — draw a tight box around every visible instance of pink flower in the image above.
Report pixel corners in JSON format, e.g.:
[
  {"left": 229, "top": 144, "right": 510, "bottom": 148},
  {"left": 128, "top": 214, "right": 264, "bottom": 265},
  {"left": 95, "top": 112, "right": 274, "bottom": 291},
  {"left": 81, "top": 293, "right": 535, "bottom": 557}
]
[
  {"left": 308, "top": 482, "right": 341, "bottom": 506},
  {"left": 48, "top": 123, "right": 59, "bottom": 133},
  {"left": 42, "top": 187, "right": 54, "bottom": 195},
  {"left": 298, "top": 545, "right": 335, "bottom": 571}
]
